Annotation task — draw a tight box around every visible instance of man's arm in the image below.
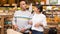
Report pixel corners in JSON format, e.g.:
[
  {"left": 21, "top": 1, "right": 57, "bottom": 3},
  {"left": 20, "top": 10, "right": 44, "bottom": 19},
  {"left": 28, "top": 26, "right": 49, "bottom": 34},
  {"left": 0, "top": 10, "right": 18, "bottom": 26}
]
[
  {"left": 12, "top": 11, "right": 19, "bottom": 30},
  {"left": 12, "top": 17, "right": 18, "bottom": 30},
  {"left": 25, "top": 11, "right": 33, "bottom": 29}
]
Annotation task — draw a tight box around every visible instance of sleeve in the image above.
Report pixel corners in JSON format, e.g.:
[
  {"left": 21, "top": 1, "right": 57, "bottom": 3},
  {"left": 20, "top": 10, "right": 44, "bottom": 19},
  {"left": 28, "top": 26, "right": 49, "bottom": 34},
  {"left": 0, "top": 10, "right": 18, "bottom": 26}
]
[
  {"left": 25, "top": 24, "right": 32, "bottom": 30},
  {"left": 12, "top": 11, "right": 18, "bottom": 25},
  {"left": 12, "top": 17, "right": 16, "bottom": 25},
  {"left": 42, "top": 16, "right": 47, "bottom": 27},
  {"left": 29, "top": 3, "right": 32, "bottom": 12},
  {"left": 25, "top": 14, "right": 33, "bottom": 29}
]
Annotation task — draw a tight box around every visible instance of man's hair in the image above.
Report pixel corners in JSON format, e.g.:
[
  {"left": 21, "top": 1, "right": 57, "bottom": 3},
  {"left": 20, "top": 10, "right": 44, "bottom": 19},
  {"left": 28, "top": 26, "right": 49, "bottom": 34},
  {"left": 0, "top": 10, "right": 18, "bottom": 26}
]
[
  {"left": 20, "top": 0, "right": 27, "bottom": 4},
  {"left": 35, "top": 5, "right": 42, "bottom": 12}
]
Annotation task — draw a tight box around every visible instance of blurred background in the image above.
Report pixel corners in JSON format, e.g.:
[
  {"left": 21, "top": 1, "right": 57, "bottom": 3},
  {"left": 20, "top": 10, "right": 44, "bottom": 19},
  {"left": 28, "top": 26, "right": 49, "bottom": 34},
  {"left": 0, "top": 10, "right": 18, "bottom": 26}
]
[{"left": 0, "top": 0, "right": 60, "bottom": 34}]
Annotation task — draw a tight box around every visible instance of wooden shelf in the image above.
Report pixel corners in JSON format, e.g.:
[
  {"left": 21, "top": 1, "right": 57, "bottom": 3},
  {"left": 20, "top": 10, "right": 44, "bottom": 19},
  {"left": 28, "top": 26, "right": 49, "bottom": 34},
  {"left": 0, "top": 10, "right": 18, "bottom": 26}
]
[{"left": 0, "top": 12, "right": 13, "bottom": 34}]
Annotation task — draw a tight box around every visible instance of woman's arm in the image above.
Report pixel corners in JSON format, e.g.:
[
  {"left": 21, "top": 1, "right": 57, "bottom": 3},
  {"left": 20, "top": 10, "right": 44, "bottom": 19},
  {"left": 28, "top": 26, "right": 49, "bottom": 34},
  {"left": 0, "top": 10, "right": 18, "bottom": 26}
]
[
  {"left": 34, "top": 22, "right": 43, "bottom": 28},
  {"left": 34, "top": 16, "right": 47, "bottom": 28}
]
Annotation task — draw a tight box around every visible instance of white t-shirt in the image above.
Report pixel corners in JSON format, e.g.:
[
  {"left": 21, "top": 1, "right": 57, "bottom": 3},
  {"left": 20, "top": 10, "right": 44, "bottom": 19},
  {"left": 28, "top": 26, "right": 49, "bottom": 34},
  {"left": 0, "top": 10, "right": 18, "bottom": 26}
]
[{"left": 31, "top": 13, "right": 47, "bottom": 32}]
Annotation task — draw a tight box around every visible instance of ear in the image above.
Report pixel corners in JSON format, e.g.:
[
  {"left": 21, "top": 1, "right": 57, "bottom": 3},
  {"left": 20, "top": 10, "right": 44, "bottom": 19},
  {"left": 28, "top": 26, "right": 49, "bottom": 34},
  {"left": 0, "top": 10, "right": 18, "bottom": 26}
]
[
  {"left": 38, "top": 9, "right": 40, "bottom": 12},
  {"left": 20, "top": 5, "right": 21, "bottom": 7}
]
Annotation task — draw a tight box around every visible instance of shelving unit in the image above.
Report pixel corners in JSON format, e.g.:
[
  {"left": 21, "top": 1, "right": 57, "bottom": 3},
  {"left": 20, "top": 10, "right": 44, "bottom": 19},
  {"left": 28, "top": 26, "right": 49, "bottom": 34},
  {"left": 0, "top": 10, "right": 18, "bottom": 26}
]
[
  {"left": 42, "top": 5, "right": 60, "bottom": 24},
  {"left": 46, "top": 10, "right": 60, "bottom": 24},
  {"left": 42, "top": 5, "right": 60, "bottom": 34},
  {"left": 0, "top": 14, "right": 13, "bottom": 34},
  {"left": 0, "top": 6, "right": 14, "bottom": 34}
]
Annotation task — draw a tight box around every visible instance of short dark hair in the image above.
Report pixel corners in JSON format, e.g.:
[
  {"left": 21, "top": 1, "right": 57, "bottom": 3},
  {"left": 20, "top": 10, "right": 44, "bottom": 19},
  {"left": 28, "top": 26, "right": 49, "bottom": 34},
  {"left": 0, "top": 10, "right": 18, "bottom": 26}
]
[
  {"left": 35, "top": 5, "right": 42, "bottom": 12},
  {"left": 20, "top": 0, "right": 27, "bottom": 4}
]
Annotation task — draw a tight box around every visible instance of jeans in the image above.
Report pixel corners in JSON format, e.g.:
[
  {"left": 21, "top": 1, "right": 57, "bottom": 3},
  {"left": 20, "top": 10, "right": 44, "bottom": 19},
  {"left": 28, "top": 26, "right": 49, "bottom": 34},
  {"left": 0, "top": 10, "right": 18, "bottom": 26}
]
[
  {"left": 23, "top": 32, "right": 29, "bottom": 34},
  {"left": 32, "top": 30, "right": 43, "bottom": 34}
]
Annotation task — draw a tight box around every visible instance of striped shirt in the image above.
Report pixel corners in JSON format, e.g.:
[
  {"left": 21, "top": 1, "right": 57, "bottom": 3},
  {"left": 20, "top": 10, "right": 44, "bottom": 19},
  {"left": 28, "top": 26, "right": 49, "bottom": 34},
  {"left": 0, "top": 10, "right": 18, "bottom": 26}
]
[{"left": 12, "top": 10, "right": 32, "bottom": 33}]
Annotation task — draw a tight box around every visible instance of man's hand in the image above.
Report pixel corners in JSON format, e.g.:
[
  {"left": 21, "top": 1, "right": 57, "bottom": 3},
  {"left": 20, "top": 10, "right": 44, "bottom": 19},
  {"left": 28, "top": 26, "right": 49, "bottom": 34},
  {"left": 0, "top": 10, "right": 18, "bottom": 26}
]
[
  {"left": 13, "top": 25, "right": 18, "bottom": 30},
  {"left": 20, "top": 28, "right": 26, "bottom": 33},
  {"left": 28, "top": 21, "right": 32, "bottom": 25}
]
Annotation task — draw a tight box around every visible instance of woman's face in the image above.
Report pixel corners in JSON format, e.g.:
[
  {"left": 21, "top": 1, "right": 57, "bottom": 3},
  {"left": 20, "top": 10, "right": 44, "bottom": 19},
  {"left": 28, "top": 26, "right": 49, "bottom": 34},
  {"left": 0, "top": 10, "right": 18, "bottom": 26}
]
[{"left": 34, "top": 7, "right": 40, "bottom": 13}]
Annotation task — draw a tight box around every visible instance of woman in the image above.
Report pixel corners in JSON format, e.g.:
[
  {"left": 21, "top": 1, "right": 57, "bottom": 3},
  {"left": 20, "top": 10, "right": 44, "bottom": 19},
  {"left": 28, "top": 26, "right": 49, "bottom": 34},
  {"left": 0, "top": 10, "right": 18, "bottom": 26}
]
[{"left": 29, "top": 5, "right": 47, "bottom": 34}]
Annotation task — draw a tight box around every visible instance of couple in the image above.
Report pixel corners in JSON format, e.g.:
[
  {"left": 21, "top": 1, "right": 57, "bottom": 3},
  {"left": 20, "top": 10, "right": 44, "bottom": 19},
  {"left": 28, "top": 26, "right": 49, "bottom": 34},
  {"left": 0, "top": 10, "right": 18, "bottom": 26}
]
[{"left": 11, "top": 1, "right": 47, "bottom": 34}]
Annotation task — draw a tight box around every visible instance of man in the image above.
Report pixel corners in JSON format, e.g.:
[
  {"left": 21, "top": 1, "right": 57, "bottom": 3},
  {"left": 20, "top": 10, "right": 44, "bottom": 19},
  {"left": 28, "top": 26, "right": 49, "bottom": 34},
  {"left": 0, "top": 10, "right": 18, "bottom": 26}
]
[{"left": 12, "top": 1, "right": 32, "bottom": 34}]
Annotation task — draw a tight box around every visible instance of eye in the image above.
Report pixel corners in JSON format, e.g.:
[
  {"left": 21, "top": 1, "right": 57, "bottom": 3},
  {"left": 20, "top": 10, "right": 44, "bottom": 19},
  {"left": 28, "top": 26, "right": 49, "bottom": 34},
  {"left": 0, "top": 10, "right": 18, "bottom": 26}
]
[
  {"left": 23, "top": 4, "right": 25, "bottom": 5},
  {"left": 22, "top": 3, "right": 26, "bottom": 5}
]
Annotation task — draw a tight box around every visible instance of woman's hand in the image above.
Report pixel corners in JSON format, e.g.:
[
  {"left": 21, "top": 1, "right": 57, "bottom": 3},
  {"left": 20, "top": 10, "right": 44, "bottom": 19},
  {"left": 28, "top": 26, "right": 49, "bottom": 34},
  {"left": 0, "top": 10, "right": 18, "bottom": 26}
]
[
  {"left": 34, "top": 23, "right": 40, "bottom": 28},
  {"left": 20, "top": 28, "right": 26, "bottom": 33},
  {"left": 34, "top": 23, "right": 43, "bottom": 28}
]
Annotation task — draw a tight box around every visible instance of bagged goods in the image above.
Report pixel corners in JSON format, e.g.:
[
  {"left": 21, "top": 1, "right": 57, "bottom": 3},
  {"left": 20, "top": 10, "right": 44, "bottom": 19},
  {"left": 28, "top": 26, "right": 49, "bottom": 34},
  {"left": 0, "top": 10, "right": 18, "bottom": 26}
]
[
  {"left": 7, "top": 29, "right": 23, "bottom": 34},
  {"left": 48, "top": 27, "right": 57, "bottom": 34}
]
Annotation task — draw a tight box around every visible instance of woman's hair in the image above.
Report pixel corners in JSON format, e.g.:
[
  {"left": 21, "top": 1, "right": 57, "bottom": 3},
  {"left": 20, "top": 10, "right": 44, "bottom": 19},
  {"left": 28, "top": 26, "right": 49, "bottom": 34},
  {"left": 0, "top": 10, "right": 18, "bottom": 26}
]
[{"left": 35, "top": 5, "right": 42, "bottom": 12}]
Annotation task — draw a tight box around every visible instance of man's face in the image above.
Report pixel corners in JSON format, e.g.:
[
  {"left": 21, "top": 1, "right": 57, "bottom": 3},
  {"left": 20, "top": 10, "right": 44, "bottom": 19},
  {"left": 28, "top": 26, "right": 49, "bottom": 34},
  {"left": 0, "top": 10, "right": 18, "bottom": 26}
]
[{"left": 20, "top": 1, "right": 26, "bottom": 10}]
